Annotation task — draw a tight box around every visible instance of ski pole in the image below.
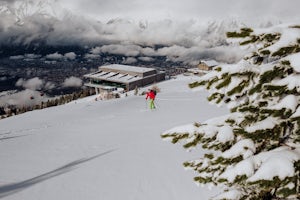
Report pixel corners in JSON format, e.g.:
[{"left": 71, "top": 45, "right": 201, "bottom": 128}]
[{"left": 154, "top": 100, "right": 159, "bottom": 109}]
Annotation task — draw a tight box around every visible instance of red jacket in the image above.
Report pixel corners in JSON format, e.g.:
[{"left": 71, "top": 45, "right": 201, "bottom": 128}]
[{"left": 146, "top": 91, "right": 156, "bottom": 100}]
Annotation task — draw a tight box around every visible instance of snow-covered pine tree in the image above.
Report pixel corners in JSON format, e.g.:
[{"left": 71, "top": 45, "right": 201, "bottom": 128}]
[{"left": 162, "top": 25, "right": 300, "bottom": 200}]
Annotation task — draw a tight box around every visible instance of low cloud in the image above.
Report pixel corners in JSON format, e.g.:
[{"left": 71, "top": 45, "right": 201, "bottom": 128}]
[
  {"left": 122, "top": 57, "right": 137, "bottom": 64},
  {"left": 46, "top": 52, "right": 64, "bottom": 60},
  {"left": 100, "top": 44, "right": 141, "bottom": 57},
  {"left": 45, "top": 52, "right": 77, "bottom": 60},
  {"left": 15, "top": 78, "right": 24, "bottom": 87},
  {"left": 10, "top": 54, "right": 41, "bottom": 60},
  {"left": 64, "top": 52, "right": 76, "bottom": 60},
  {"left": 45, "top": 81, "right": 56, "bottom": 90},
  {"left": 25, "top": 54, "right": 41, "bottom": 59},
  {"left": 138, "top": 56, "right": 154, "bottom": 62},
  {"left": 87, "top": 43, "right": 248, "bottom": 64},
  {"left": 9, "top": 55, "right": 24, "bottom": 60},
  {"left": 1, "top": 77, "right": 55, "bottom": 107},
  {"left": 62, "top": 76, "right": 83, "bottom": 88},
  {"left": 90, "top": 47, "right": 101, "bottom": 54},
  {"left": 22, "top": 77, "right": 43, "bottom": 90},
  {"left": 15, "top": 77, "right": 57, "bottom": 92},
  {"left": 16, "top": 77, "right": 44, "bottom": 90},
  {"left": 76, "top": 19, "right": 252, "bottom": 64},
  {"left": 0, "top": 89, "right": 48, "bottom": 108},
  {"left": 84, "top": 53, "right": 100, "bottom": 59}
]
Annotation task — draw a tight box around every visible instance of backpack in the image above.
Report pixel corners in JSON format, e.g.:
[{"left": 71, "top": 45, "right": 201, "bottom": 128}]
[{"left": 153, "top": 90, "right": 157, "bottom": 95}]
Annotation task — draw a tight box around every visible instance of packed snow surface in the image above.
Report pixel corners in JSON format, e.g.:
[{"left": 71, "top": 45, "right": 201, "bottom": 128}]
[
  {"left": 287, "top": 52, "right": 300, "bottom": 72},
  {"left": 0, "top": 75, "right": 228, "bottom": 200}
]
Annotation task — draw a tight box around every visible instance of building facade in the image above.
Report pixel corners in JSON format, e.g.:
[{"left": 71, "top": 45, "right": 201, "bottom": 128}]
[
  {"left": 84, "top": 64, "right": 165, "bottom": 93},
  {"left": 197, "top": 60, "right": 218, "bottom": 71}
]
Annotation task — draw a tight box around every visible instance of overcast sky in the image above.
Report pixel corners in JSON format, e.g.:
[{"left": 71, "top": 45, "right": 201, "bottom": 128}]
[{"left": 58, "top": 0, "right": 300, "bottom": 23}]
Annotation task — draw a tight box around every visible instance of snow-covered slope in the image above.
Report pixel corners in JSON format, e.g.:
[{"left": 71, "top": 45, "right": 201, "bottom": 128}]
[{"left": 0, "top": 76, "right": 228, "bottom": 200}]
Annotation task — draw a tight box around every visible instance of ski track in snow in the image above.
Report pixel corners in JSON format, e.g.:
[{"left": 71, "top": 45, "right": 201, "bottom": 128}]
[{"left": 0, "top": 149, "right": 116, "bottom": 199}]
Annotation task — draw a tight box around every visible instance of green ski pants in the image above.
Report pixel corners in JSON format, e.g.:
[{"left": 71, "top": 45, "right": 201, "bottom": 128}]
[{"left": 149, "top": 99, "right": 155, "bottom": 109}]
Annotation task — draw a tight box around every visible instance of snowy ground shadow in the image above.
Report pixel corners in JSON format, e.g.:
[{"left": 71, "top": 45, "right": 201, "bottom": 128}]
[
  {"left": 0, "top": 149, "right": 116, "bottom": 199},
  {"left": 0, "top": 135, "right": 29, "bottom": 141}
]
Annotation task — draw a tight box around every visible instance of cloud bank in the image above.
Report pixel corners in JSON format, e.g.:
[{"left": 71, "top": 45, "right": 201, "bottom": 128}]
[
  {"left": 1, "top": 0, "right": 300, "bottom": 64},
  {"left": 62, "top": 77, "right": 83, "bottom": 88}
]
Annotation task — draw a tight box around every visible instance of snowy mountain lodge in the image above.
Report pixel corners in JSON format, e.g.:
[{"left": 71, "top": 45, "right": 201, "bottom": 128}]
[
  {"left": 84, "top": 64, "right": 165, "bottom": 93},
  {"left": 186, "top": 60, "right": 219, "bottom": 76},
  {"left": 197, "top": 60, "right": 218, "bottom": 71}
]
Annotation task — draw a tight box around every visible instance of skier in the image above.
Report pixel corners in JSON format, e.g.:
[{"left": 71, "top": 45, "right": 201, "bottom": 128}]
[{"left": 145, "top": 89, "right": 156, "bottom": 109}]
